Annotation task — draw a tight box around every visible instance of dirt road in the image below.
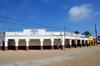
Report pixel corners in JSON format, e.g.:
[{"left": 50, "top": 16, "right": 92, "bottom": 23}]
[{"left": 0, "top": 46, "right": 100, "bottom": 66}]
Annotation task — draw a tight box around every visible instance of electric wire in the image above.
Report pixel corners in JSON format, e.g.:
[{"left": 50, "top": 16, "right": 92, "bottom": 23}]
[
  {"left": 0, "top": 21, "right": 35, "bottom": 26},
  {"left": 0, "top": 15, "right": 63, "bottom": 30},
  {"left": 0, "top": 15, "right": 95, "bottom": 34}
]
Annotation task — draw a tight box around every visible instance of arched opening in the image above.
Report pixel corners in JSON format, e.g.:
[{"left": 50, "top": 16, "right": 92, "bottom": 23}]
[
  {"left": 86, "top": 40, "right": 87, "bottom": 47},
  {"left": 72, "top": 40, "right": 75, "bottom": 48},
  {"left": 18, "top": 39, "right": 26, "bottom": 50},
  {"left": 29, "top": 39, "right": 40, "bottom": 50},
  {"left": 8, "top": 39, "right": 15, "bottom": 50},
  {"left": 82, "top": 40, "right": 84, "bottom": 47},
  {"left": 65, "top": 39, "right": 69, "bottom": 48},
  {"left": 77, "top": 40, "right": 81, "bottom": 47},
  {"left": 43, "top": 39, "right": 51, "bottom": 49},
  {"left": 2, "top": 41, "right": 5, "bottom": 50},
  {"left": 54, "top": 39, "right": 61, "bottom": 49}
]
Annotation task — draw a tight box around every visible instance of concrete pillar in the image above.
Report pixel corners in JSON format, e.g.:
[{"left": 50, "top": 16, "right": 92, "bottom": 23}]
[
  {"left": 90, "top": 40, "right": 91, "bottom": 46},
  {"left": 92, "top": 40, "right": 94, "bottom": 46},
  {"left": 75, "top": 40, "right": 77, "bottom": 48},
  {"left": 5, "top": 39, "right": 8, "bottom": 51},
  {"left": 40, "top": 39, "right": 44, "bottom": 50},
  {"left": 61, "top": 35, "right": 65, "bottom": 50},
  {"left": 80, "top": 40, "right": 82, "bottom": 48},
  {"left": 69, "top": 39, "right": 72, "bottom": 49},
  {"left": 91, "top": 40, "right": 92, "bottom": 46},
  {"left": 26, "top": 39, "right": 29, "bottom": 51},
  {"left": 0, "top": 41, "right": 2, "bottom": 50},
  {"left": 62, "top": 40, "right": 64, "bottom": 50},
  {"left": 51, "top": 39, "right": 54, "bottom": 50},
  {"left": 15, "top": 39, "right": 19, "bottom": 51}
]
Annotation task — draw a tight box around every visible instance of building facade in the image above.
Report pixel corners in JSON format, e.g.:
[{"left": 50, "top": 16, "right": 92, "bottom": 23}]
[{"left": 0, "top": 29, "right": 90, "bottom": 51}]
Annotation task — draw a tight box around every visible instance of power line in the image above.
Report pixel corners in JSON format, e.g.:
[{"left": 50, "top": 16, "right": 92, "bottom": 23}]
[
  {"left": 95, "top": 24, "right": 97, "bottom": 44},
  {"left": 0, "top": 27, "right": 8, "bottom": 29},
  {"left": 0, "top": 21, "right": 77, "bottom": 34},
  {"left": 0, "top": 15, "right": 63, "bottom": 30},
  {"left": 0, "top": 21, "right": 35, "bottom": 26},
  {"left": 0, "top": 15, "right": 95, "bottom": 34},
  {"left": 0, "top": 20, "right": 96, "bottom": 35},
  {"left": 65, "top": 27, "right": 95, "bottom": 34},
  {"left": 0, "top": 18, "right": 82, "bottom": 33},
  {"left": 65, "top": 27, "right": 77, "bottom": 33},
  {"left": 0, "top": 20, "right": 80, "bottom": 34},
  {"left": 65, "top": 27, "right": 83, "bottom": 33}
]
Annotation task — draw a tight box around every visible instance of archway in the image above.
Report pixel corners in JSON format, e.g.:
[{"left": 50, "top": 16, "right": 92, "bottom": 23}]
[
  {"left": 8, "top": 39, "right": 15, "bottom": 50},
  {"left": 18, "top": 39, "right": 26, "bottom": 50},
  {"left": 29, "top": 39, "right": 40, "bottom": 50}
]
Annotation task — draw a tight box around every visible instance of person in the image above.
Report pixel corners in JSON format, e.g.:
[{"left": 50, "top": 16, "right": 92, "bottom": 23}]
[{"left": 57, "top": 43, "right": 59, "bottom": 50}]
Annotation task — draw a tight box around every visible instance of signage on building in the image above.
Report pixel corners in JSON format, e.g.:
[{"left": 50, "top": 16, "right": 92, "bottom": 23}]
[{"left": 31, "top": 29, "right": 38, "bottom": 34}]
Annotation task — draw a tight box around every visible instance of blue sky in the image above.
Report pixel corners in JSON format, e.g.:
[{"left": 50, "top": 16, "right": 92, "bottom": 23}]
[{"left": 0, "top": 0, "right": 100, "bottom": 37}]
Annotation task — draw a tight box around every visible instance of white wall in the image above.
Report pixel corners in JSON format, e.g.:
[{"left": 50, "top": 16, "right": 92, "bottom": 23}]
[
  {"left": 0, "top": 36, "right": 5, "bottom": 46},
  {"left": 5, "top": 29, "right": 88, "bottom": 38}
]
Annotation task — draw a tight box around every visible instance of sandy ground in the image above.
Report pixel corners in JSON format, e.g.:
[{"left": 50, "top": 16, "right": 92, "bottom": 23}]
[
  {"left": 39, "top": 47, "right": 100, "bottom": 66},
  {"left": 0, "top": 46, "right": 100, "bottom": 66}
]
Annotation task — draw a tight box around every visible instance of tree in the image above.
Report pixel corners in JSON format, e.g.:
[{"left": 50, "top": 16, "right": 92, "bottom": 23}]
[
  {"left": 74, "top": 31, "right": 79, "bottom": 34},
  {"left": 82, "top": 31, "right": 91, "bottom": 36}
]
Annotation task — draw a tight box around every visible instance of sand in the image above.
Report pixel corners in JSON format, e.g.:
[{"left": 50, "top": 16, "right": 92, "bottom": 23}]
[
  {"left": 0, "top": 46, "right": 100, "bottom": 66},
  {"left": 39, "top": 47, "right": 100, "bottom": 66}
]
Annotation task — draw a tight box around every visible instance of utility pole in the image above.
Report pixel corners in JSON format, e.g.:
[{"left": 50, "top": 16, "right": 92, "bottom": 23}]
[
  {"left": 95, "top": 24, "right": 97, "bottom": 45},
  {"left": 64, "top": 27, "right": 65, "bottom": 48}
]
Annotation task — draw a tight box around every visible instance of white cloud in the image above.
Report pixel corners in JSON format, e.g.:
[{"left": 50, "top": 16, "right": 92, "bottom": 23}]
[{"left": 67, "top": 3, "right": 100, "bottom": 22}]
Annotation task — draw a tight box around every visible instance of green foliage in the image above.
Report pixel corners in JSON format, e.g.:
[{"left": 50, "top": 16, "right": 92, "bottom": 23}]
[
  {"left": 82, "top": 31, "right": 91, "bottom": 36},
  {"left": 74, "top": 31, "right": 79, "bottom": 34}
]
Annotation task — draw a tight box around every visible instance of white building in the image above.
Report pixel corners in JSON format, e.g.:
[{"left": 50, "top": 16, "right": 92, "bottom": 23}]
[{"left": 0, "top": 29, "right": 89, "bottom": 51}]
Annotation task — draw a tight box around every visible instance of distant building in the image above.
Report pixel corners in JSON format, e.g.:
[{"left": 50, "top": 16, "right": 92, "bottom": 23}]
[{"left": 94, "top": 36, "right": 100, "bottom": 44}]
